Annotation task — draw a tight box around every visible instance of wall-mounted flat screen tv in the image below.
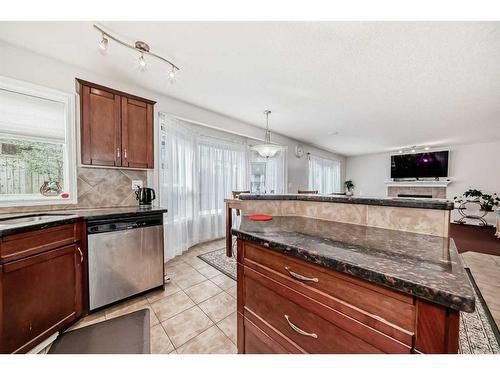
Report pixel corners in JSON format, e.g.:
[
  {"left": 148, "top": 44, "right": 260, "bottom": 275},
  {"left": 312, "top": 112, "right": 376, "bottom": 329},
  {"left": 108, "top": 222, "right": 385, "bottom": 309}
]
[{"left": 391, "top": 151, "right": 449, "bottom": 178}]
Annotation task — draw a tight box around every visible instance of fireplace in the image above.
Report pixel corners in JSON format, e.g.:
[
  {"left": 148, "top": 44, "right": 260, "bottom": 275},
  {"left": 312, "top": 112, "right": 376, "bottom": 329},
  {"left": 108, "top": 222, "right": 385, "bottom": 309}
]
[
  {"left": 387, "top": 186, "right": 447, "bottom": 199},
  {"left": 398, "top": 193, "right": 433, "bottom": 198}
]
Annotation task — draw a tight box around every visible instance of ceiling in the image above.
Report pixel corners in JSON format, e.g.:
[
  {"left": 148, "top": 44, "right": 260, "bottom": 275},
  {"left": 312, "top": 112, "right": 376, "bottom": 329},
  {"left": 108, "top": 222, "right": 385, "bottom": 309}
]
[{"left": 0, "top": 21, "right": 499, "bottom": 156}]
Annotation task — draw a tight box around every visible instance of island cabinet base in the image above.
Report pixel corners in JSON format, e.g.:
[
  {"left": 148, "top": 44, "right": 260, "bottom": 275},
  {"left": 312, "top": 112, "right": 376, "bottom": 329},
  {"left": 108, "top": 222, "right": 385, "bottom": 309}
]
[{"left": 236, "top": 239, "right": 460, "bottom": 354}]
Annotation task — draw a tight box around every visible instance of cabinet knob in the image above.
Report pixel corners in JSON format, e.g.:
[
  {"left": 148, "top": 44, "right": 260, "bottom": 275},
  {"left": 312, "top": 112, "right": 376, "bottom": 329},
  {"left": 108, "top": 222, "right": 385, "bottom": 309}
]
[
  {"left": 117, "top": 148, "right": 121, "bottom": 158},
  {"left": 124, "top": 149, "right": 127, "bottom": 159}
]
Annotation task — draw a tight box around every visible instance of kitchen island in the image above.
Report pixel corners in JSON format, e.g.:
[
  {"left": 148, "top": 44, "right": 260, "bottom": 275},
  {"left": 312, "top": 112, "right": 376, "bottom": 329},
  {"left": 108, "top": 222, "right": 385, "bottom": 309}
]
[{"left": 230, "top": 195, "right": 474, "bottom": 354}]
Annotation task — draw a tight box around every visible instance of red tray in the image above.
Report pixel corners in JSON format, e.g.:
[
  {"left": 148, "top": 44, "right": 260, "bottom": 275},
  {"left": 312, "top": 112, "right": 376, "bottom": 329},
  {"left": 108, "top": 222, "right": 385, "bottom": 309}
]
[{"left": 249, "top": 214, "right": 273, "bottom": 221}]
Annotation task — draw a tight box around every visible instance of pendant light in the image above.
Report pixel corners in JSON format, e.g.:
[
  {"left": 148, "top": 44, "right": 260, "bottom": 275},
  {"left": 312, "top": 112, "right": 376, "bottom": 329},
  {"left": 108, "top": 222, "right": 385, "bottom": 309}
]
[{"left": 251, "top": 110, "right": 282, "bottom": 158}]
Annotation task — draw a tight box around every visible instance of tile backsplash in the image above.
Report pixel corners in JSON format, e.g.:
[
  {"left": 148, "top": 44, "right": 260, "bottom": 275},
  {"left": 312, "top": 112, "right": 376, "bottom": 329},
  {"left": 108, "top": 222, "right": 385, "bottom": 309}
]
[{"left": 0, "top": 167, "right": 147, "bottom": 214}]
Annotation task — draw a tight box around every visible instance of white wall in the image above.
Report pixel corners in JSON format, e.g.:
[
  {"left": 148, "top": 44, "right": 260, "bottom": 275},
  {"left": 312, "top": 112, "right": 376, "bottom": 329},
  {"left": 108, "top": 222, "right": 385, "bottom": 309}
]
[
  {"left": 346, "top": 141, "right": 500, "bottom": 224},
  {"left": 0, "top": 40, "right": 345, "bottom": 195}
]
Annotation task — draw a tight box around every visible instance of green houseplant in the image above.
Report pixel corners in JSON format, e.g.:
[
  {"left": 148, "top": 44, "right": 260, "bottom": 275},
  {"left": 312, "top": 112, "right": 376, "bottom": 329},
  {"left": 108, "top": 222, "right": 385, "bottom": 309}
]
[
  {"left": 454, "top": 189, "right": 500, "bottom": 212},
  {"left": 344, "top": 180, "right": 355, "bottom": 196}
]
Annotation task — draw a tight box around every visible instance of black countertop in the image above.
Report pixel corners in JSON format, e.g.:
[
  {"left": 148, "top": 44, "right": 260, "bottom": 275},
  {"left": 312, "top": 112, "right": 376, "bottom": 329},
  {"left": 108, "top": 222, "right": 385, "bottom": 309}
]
[
  {"left": 238, "top": 193, "right": 454, "bottom": 210},
  {"left": 232, "top": 216, "right": 474, "bottom": 312},
  {"left": 0, "top": 206, "right": 168, "bottom": 237}
]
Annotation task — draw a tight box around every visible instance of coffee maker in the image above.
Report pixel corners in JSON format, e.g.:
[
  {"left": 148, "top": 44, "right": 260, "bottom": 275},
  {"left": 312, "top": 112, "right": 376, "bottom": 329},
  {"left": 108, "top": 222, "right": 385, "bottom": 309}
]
[{"left": 135, "top": 187, "right": 156, "bottom": 207}]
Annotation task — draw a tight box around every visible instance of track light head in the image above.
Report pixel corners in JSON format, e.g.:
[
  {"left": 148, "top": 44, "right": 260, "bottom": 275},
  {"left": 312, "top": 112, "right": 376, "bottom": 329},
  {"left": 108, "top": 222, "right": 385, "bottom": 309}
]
[
  {"left": 138, "top": 54, "right": 147, "bottom": 70},
  {"left": 168, "top": 67, "right": 177, "bottom": 83},
  {"left": 98, "top": 34, "right": 108, "bottom": 51}
]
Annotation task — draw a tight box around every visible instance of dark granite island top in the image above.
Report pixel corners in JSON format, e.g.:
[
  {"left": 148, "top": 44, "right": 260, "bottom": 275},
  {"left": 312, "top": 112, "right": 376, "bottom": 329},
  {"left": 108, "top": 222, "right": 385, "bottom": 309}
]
[
  {"left": 0, "top": 206, "right": 168, "bottom": 237},
  {"left": 232, "top": 215, "right": 474, "bottom": 312},
  {"left": 238, "top": 193, "right": 454, "bottom": 210}
]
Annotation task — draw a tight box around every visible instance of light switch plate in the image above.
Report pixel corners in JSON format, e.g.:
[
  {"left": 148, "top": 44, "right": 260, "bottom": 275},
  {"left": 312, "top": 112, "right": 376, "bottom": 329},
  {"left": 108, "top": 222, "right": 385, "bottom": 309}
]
[{"left": 132, "top": 180, "right": 143, "bottom": 189}]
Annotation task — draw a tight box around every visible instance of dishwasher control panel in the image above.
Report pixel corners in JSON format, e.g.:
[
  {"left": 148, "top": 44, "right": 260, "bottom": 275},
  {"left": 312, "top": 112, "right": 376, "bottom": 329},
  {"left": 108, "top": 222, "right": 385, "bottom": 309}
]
[{"left": 87, "top": 214, "right": 163, "bottom": 234}]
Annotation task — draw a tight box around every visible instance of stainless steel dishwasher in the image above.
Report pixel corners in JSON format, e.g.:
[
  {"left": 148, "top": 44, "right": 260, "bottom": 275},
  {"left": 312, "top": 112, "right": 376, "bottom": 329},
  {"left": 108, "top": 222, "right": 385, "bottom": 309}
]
[{"left": 87, "top": 213, "right": 164, "bottom": 311}]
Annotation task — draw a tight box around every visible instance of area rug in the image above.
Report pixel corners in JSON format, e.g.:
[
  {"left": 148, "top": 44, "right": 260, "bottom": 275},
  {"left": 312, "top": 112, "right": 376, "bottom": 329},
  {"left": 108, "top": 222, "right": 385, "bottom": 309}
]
[
  {"left": 459, "top": 268, "right": 500, "bottom": 354},
  {"left": 198, "top": 247, "right": 237, "bottom": 280},
  {"left": 198, "top": 248, "right": 500, "bottom": 354}
]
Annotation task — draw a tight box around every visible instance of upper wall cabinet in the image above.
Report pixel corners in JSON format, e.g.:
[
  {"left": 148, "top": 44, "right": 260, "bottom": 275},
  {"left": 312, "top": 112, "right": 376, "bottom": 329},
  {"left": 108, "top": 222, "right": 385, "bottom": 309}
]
[{"left": 77, "top": 79, "right": 156, "bottom": 169}]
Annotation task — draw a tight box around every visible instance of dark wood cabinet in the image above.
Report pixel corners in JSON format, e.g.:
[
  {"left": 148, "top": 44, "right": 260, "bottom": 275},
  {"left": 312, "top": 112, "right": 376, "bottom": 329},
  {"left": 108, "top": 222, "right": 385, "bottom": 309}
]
[
  {"left": 0, "top": 223, "right": 85, "bottom": 354},
  {"left": 78, "top": 79, "right": 155, "bottom": 169},
  {"left": 121, "top": 97, "right": 154, "bottom": 168},
  {"left": 237, "top": 239, "right": 460, "bottom": 354},
  {"left": 81, "top": 85, "right": 122, "bottom": 166}
]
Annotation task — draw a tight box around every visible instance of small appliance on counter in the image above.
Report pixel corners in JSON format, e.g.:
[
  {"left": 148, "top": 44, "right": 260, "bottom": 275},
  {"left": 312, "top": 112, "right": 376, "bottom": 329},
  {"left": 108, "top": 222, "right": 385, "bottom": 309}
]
[{"left": 135, "top": 187, "right": 156, "bottom": 207}]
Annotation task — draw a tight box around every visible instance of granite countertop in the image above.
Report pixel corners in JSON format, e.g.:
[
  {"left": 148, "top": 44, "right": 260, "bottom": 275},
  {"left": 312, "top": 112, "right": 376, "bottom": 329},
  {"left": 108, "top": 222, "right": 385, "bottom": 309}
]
[
  {"left": 0, "top": 206, "right": 168, "bottom": 237},
  {"left": 237, "top": 193, "right": 454, "bottom": 210},
  {"left": 232, "top": 215, "right": 474, "bottom": 312}
]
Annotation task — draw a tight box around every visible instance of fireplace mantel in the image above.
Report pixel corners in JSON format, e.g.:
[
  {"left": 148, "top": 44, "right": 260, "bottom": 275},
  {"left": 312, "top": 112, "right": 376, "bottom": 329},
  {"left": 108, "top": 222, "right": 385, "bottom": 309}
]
[{"left": 384, "top": 180, "right": 452, "bottom": 188}]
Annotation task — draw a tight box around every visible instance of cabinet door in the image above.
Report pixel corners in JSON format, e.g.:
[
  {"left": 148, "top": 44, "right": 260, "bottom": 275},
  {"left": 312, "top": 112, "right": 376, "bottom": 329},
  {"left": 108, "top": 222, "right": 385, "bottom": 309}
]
[
  {"left": 81, "top": 85, "right": 122, "bottom": 166},
  {"left": 121, "top": 96, "right": 154, "bottom": 169},
  {"left": 0, "top": 244, "right": 83, "bottom": 353}
]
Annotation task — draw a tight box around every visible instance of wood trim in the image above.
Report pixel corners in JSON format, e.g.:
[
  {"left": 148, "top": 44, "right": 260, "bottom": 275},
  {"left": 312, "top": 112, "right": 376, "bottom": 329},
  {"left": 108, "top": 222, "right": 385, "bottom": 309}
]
[
  {"left": 80, "top": 85, "right": 91, "bottom": 165},
  {"left": 114, "top": 93, "right": 122, "bottom": 167},
  {"left": 146, "top": 103, "right": 154, "bottom": 168},
  {"left": 414, "top": 299, "right": 459, "bottom": 353},
  {"left": 226, "top": 202, "right": 233, "bottom": 257},
  {"left": 244, "top": 308, "right": 305, "bottom": 354},
  {"left": 89, "top": 87, "right": 114, "bottom": 99},
  {"left": 121, "top": 96, "right": 129, "bottom": 167},
  {"left": 76, "top": 79, "right": 156, "bottom": 105},
  {"left": 13, "top": 311, "right": 78, "bottom": 354},
  {"left": 243, "top": 314, "right": 295, "bottom": 354}
]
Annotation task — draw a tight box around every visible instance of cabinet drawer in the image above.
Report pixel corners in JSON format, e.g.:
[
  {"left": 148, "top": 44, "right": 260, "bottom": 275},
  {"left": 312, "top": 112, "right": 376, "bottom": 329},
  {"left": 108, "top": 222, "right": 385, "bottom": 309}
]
[
  {"left": 243, "top": 265, "right": 411, "bottom": 354},
  {"left": 0, "top": 224, "right": 79, "bottom": 263},
  {"left": 242, "top": 242, "right": 415, "bottom": 336}
]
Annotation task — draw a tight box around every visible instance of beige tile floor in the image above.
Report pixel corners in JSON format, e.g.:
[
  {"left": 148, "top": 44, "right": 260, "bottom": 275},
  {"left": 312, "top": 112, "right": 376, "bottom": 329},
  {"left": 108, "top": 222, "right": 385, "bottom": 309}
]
[
  {"left": 65, "top": 239, "right": 499, "bottom": 354},
  {"left": 460, "top": 251, "right": 500, "bottom": 327},
  {"left": 66, "top": 238, "right": 237, "bottom": 354}
]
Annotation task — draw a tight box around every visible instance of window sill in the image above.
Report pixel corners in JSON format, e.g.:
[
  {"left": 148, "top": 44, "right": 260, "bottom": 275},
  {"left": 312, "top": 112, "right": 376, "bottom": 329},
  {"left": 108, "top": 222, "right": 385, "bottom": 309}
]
[{"left": 0, "top": 196, "right": 77, "bottom": 208}]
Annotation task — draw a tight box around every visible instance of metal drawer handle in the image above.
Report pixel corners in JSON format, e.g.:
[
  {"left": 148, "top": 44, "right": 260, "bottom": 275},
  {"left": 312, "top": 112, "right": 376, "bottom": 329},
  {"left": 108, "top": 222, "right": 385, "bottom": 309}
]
[
  {"left": 285, "top": 267, "right": 319, "bottom": 283},
  {"left": 117, "top": 148, "right": 121, "bottom": 158},
  {"left": 77, "top": 247, "right": 83, "bottom": 263},
  {"left": 284, "top": 315, "right": 318, "bottom": 339}
]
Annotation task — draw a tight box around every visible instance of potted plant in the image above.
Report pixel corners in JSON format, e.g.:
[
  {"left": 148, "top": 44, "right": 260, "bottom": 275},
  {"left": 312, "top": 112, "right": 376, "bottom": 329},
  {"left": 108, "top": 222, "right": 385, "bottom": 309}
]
[
  {"left": 454, "top": 189, "right": 500, "bottom": 212},
  {"left": 479, "top": 193, "right": 500, "bottom": 212},
  {"left": 344, "top": 180, "right": 355, "bottom": 196}
]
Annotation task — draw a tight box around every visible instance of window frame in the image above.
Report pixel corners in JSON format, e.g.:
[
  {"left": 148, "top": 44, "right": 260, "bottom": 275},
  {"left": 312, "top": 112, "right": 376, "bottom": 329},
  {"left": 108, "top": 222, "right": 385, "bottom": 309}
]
[{"left": 0, "top": 76, "right": 77, "bottom": 207}]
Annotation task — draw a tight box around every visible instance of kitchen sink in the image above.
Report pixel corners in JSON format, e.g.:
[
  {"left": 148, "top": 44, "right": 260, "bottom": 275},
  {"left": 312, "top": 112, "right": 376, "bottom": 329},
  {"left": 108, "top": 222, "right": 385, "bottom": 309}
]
[{"left": 0, "top": 214, "right": 72, "bottom": 226}]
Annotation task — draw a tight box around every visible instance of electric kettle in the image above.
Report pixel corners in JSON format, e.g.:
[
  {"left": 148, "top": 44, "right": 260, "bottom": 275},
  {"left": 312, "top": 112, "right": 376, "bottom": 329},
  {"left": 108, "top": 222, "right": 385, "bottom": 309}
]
[{"left": 135, "top": 187, "right": 156, "bottom": 207}]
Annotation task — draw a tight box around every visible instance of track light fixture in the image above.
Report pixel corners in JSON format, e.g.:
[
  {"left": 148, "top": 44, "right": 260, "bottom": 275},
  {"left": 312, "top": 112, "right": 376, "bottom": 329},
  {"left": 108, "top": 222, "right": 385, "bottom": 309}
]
[
  {"left": 397, "top": 145, "right": 432, "bottom": 154},
  {"left": 93, "top": 24, "right": 180, "bottom": 80}
]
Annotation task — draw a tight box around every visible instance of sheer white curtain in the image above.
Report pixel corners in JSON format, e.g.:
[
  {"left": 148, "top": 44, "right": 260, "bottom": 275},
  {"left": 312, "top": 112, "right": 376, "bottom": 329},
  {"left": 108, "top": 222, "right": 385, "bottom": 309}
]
[
  {"left": 160, "top": 114, "right": 198, "bottom": 260},
  {"left": 198, "top": 137, "right": 247, "bottom": 241},
  {"left": 159, "top": 113, "right": 247, "bottom": 260},
  {"left": 308, "top": 155, "right": 341, "bottom": 194}
]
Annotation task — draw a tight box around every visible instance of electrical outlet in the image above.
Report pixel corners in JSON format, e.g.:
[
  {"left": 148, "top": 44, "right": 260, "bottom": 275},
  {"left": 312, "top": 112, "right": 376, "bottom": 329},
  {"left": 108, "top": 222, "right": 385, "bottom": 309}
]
[{"left": 132, "top": 180, "right": 143, "bottom": 189}]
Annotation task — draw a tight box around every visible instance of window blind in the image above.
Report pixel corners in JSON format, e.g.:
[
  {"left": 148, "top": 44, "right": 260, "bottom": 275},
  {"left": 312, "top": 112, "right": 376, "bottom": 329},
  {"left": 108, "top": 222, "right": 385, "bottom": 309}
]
[{"left": 0, "top": 88, "right": 66, "bottom": 142}]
